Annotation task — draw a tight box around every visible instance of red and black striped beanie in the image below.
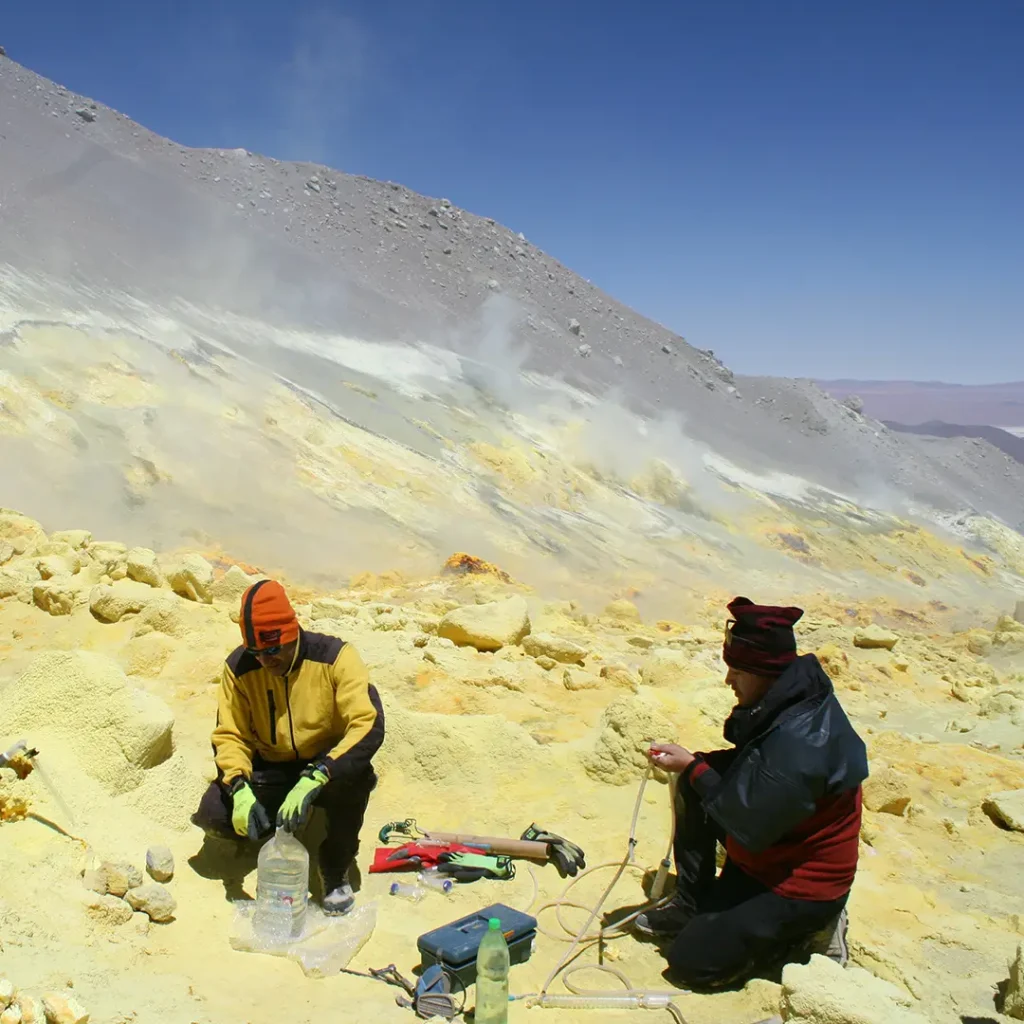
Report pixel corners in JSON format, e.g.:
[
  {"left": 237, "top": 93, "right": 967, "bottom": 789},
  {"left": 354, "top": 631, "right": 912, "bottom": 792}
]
[
  {"left": 722, "top": 596, "right": 803, "bottom": 676},
  {"left": 239, "top": 579, "right": 299, "bottom": 650}
]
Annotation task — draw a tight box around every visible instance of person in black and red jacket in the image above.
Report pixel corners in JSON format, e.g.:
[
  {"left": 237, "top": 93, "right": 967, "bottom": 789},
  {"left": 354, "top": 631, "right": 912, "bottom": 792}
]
[{"left": 634, "top": 596, "right": 869, "bottom": 990}]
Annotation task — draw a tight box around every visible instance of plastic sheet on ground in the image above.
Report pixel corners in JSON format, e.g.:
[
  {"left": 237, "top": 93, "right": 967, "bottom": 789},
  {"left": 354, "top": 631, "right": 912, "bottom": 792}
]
[{"left": 229, "top": 899, "right": 377, "bottom": 977}]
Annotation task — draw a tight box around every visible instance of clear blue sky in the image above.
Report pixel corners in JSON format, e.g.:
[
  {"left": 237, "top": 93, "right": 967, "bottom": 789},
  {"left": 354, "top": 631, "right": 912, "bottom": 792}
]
[{"left": 4, "top": 0, "right": 1023, "bottom": 383}]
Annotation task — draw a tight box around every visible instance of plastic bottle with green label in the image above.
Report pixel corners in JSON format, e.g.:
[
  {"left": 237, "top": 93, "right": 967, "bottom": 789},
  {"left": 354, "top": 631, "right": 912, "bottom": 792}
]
[{"left": 474, "top": 917, "right": 509, "bottom": 1023}]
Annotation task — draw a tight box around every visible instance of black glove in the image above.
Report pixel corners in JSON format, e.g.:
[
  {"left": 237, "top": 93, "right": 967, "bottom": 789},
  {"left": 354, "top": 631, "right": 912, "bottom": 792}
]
[{"left": 521, "top": 824, "right": 586, "bottom": 878}]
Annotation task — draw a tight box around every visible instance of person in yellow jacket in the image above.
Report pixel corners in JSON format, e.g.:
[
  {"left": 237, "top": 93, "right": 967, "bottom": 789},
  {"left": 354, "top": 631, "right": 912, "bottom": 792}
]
[{"left": 191, "top": 579, "right": 385, "bottom": 915}]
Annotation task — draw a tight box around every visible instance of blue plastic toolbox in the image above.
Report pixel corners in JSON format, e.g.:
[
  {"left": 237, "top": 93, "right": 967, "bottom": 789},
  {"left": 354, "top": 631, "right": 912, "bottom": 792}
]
[{"left": 416, "top": 903, "right": 537, "bottom": 987}]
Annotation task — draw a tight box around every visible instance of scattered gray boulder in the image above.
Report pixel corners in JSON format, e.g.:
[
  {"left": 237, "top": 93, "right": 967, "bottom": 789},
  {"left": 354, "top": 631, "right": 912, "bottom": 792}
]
[
  {"left": 843, "top": 395, "right": 865, "bottom": 414},
  {"left": 568, "top": 318, "right": 581, "bottom": 335},
  {"left": 100, "top": 860, "right": 143, "bottom": 898},
  {"left": 146, "top": 845, "right": 174, "bottom": 883},
  {"left": 125, "top": 883, "right": 177, "bottom": 922},
  {"left": 75, "top": 107, "right": 96, "bottom": 122}
]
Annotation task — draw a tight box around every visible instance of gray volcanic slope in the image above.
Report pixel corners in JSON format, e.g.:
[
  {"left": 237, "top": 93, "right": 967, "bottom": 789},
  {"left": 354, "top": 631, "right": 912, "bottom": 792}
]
[{"left": 2, "top": 52, "right": 1023, "bottom": 532}]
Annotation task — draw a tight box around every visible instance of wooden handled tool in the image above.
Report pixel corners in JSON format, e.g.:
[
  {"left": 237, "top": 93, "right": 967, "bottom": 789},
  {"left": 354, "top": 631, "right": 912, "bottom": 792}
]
[{"left": 419, "top": 829, "right": 550, "bottom": 861}]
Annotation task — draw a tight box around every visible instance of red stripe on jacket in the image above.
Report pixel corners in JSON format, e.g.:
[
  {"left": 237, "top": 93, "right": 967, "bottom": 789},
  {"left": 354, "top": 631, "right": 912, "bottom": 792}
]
[{"left": 726, "top": 785, "right": 862, "bottom": 900}]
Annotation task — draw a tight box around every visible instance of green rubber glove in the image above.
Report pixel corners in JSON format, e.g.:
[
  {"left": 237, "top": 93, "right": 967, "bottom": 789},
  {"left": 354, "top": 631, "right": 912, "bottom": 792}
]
[
  {"left": 277, "top": 769, "right": 329, "bottom": 832},
  {"left": 230, "top": 782, "right": 272, "bottom": 840},
  {"left": 436, "top": 852, "right": 515, "bottom": 881}
]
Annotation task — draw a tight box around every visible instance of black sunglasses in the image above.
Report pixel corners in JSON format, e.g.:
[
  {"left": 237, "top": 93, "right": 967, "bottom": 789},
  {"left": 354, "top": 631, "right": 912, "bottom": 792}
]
[{"left": 247, "top": 645, "right": 283, "bottom": 658}]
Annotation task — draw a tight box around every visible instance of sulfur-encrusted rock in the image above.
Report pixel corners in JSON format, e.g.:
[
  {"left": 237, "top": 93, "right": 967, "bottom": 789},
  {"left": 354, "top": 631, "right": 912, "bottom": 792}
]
[
  {"left": 86, "top": 541, "right": 128, "bottom": 576},
  {"left": 1003, "top": 942, "right": 1024, "bottom": 1019},
  {"left": 0, "top": 510, "right": 46, "bottom": 555},
  {"left": 0, "top": 541, "right": 14, "bottom": 566},
  {"left": 2, "top": 560, "right": 41, "bottom": 599},
  {"left": 209, "top": 564, "right": 259, "bottom": 609},
  {"left": 0, "top": 651, "right": 174, "bottom": 793},
  {"left": 563, "top": 667, "right": 599, "bottom": 691},
  {"left": 164, "top": 553, "right": 213, "bottom": 603},
  {"left": 41, "top": 993, "right": 89, "bottom": 1024},
  {"left": 639, "top": 648, "right": 692, "bottom": 688},
  {"left": 967, "top": 630, "right": 994, "bottom": 656},
  {"left": 603, "top": 599, "right": 641, "bottom": 624},
  {"left": 99, "top": 860, "right": 143, "bottom": 897},
  {"left": 600, "top": 664, "right": 641, "bottom": 691},
  {"left": 126, "top": 882, "right": 177, "bottom": 922},
  {"left": 780, "top": 953, "right": 929, "bottom": 1023},
  {"left": 863, "top": 766, "right": 912, "bottom": 815},
  {"left": 521, "top": 632, "right": 588, "bottom": 664},
  {"left": 89, "top": 580, "right": 157, "bottom": 623},
  {"left": 1, "top": 1006, "right": 20, "bottom": 1024},
  {"left": 438, "top": 596, "right": 530, "bottom": 652},
  {"left": 32, "top": 579, "right": 80, "bottom": 616},
  {"left": 0, "top": 978, "right": 14, "bottom": 1009},
  {"left": 15, "top": 995, "right": 44, "bottom": 1024},
  {"left": 50, "top": 529, "right": 92, "bottom": 550},
  {"left": 146, "top": 845, "right": 174, "bottom": 882},
  {"left": 583, "top": 695, "right": 674, "bottom": 785},
  {"left": 311, "top": 597, "right": 360, "bottom": 619},
  {"left": 126, "top": 547, "right": 164, "bottom": 587},
  {"left": 84, "top": 892, "right": 133, "bottom": 926},
  {"left": 535, "top": 655, "right": 556, "bottom": 670},
  {"left": 816, "top": 644, "right": 849, "bottom": 679},
  {"left": 1015, "top": 600, "right": 1024, "bottom": 626},
  {"left": 853, "top": 624, "right": 899, "bottom": 650},
  {"left": 983, "top": 790, "right": 1024, "bottom": 832},
  {"left": 35, "top": 552, "right": 79, "bottom": 579}
]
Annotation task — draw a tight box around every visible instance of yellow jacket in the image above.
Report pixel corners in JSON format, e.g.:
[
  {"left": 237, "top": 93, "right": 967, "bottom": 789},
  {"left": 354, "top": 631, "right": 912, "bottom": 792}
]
[{"left": 212, "top": 629, "right": 384, "bottom": 786}]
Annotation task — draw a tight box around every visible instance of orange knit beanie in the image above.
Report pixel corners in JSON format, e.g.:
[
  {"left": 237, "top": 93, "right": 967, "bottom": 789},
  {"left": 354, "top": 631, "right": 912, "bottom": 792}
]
[{"left": 239, "top": 580, "right": 299, "bottom": 649}]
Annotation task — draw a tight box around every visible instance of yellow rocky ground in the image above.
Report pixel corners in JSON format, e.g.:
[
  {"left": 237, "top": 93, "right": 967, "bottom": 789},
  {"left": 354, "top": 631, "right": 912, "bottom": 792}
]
[{"left": 2, "top": 507, "right": 1024, "bottom": 1024}]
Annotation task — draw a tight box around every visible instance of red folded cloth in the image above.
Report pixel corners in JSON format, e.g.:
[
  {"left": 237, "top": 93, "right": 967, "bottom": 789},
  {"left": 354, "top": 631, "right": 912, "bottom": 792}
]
[{"left": 369, "top": 842, "right": 488, "bottom": 873}]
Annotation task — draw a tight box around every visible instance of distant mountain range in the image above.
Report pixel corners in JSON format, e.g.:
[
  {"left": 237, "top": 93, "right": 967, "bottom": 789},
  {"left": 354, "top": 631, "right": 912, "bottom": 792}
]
[
  {"left": 881, "top": 420, "right": 1024, "bottom": 466},
  {"left": 816, "top": 379, "right": 1024, "bottom": 429}
]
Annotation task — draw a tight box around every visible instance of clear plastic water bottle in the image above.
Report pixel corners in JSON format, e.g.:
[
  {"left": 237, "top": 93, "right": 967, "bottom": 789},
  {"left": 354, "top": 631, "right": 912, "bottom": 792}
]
[
  {"left": 389, "top": 881, "right": 426, "bottom": 902},
  {"left": 418, "top": 869, "right": 454, "bottom": 894},
  {"left": 253, "top": 828, "right": 309, "bottom": 940},
  {"left": 475, "top": 917, "right": 509, "bottom": 1024}
]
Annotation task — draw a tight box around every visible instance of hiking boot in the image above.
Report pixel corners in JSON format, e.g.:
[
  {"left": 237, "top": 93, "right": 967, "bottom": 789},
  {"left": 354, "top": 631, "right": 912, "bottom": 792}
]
[
  {"left": 822, "top": 907, "right": 849, "bottom": 966},
  {"left": 322, "top": 875, "right": 355, "bottom": 916},
  {"left": 803, "top": 908, "right": 849, "bottom": 966},
  {"left": 633, "top": 894, "right": 695, "bottom": 938}
]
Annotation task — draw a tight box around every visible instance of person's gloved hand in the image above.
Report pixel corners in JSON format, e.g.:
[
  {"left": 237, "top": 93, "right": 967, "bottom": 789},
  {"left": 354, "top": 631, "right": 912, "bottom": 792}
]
[
  {"left": 230, "top": 781, "right": 272, "bottom": 840},
  {"left": 520, "top": 824, "right": 586, "bottom": 878},
  {"left": 277, "top": 768, "right": 329, "bottom": 832}
]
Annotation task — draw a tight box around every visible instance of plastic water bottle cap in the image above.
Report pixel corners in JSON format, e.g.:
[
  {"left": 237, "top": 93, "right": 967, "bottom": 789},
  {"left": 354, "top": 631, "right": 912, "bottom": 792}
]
[
  {"left": 488, "top": 917, "right": 501, "bottom": 929},
  {"left": 390, "top": 883, "right": 400, "bottom": 895},
  {"left": 441, "top": 879, "right": 453, "bottom": 893}
]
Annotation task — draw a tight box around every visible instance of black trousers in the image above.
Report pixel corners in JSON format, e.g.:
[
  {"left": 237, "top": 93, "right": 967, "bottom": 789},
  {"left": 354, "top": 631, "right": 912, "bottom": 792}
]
[
  {"left": 667, "top": 753, "right": 847, "bottom": 989},
  {"left": 192, "top": 757, "right": 377, "bottom": 887}
]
